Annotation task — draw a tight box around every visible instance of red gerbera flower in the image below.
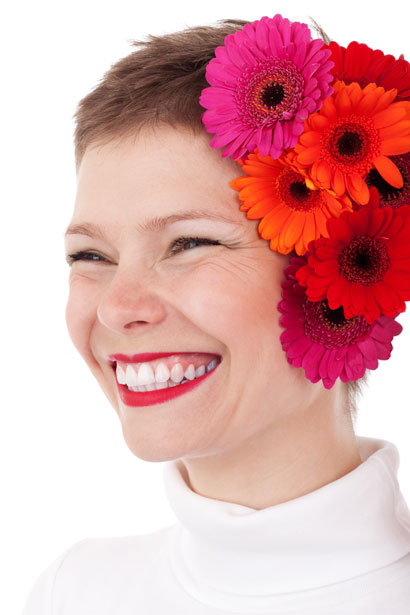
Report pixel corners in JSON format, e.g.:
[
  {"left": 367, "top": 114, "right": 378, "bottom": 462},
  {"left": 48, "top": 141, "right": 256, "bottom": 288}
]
[
  {"left": 278, "top": 254, "right": 403, "bottom": 389},
  {"left": 295, "top": 190, "right": 410, "bottom": 324},
  {"left": 294, "top": 80, "right": 410, "bottom": 205},
  {"left": 329, "top": 41, "right": 410, "bottom": 102}
]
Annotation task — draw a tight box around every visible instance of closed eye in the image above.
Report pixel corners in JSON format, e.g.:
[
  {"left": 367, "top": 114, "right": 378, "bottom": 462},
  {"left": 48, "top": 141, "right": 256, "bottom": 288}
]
[
  {"left": 65, "top": 237, "right": 221, "bottom": 265},
  {"left": 168, "top": 236, "right": 221, "bottom": 255}
]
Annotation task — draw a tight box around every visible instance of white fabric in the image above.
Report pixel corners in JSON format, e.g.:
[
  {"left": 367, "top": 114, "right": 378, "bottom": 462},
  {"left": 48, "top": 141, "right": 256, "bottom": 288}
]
[{"left": 22, "top": 435, "right": 410, "bottom": 614}]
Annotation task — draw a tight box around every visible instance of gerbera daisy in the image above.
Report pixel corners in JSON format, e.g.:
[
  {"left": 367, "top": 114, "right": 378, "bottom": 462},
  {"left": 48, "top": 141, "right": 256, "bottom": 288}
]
[
  {"left": 294, "top": 80, "right": 410, "bottom": 205},
  {"left": 329, "top": 41, "right": 410, "bottom": 102},
  {"left": 199, "top": 14, "right": 334, "bottom": 160},
  {"left": 366, "top": 152, "right": 410, "bottom": 209},
  {"left": 295, "top": 191, "right": 410, "bottom": 324},
  {"left": 230, "top": 150, "right": 352, "bottom": 255},
  {"left": 278, "top": 254, "right": 403, "bottom": 389}
]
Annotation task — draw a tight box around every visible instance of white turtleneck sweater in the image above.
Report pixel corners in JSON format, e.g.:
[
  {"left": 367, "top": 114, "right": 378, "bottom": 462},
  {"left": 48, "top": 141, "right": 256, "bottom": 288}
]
[{"left": 22, "top": 436, "right": 410, "bottom": 614}]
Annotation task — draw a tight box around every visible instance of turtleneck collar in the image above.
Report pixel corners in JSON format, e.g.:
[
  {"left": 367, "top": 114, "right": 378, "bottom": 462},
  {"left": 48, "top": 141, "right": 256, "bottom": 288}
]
[{"left": 162, "top": 436, "right": 410, "bottom": 610}]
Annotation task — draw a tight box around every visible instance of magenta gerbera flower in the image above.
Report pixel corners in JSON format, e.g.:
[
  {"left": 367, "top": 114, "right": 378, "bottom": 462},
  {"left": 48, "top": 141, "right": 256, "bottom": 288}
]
[
  {"left": 199, "top": 14, "right": 334, "bottom": 160},
  {"left": 277, "top": 254, "right": 403, "bottom": 389}
]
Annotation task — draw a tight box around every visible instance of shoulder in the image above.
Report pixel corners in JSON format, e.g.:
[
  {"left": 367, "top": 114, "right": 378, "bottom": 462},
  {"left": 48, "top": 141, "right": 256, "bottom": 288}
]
[{"left": 22, "top": 525, "right": 176, "bottom": 615}]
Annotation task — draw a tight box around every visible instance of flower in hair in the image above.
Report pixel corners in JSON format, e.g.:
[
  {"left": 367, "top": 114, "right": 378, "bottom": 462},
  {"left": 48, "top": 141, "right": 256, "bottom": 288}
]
[
  {"left": 294, "top": 80, "right": 410, "bottom": 205},
  {"left": 366, "top": 152, "right": 410, "bottom": 209},
  {"left": 200, "top": 13, "right": 410, "bottom": 387},
  {"left": 295, "top": 190, "right": 410, "bottom": 324},
  {"left": 278, "top": 254, "right": 403, "bottom": 389},
  {"left": 230, "top": 149, "right": 352, "bottom": 255},
  {"left": 328, "top": 41, "right": 410, "bottom": 102},
  {"left": 199, "top": 14, "right": 334, "bottom": 160}
]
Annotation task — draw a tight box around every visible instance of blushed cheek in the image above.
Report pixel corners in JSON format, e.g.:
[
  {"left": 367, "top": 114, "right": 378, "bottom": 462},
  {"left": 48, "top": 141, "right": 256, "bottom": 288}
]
[{"left": 174, "top": 258, "right": 283, "bottom": 352}]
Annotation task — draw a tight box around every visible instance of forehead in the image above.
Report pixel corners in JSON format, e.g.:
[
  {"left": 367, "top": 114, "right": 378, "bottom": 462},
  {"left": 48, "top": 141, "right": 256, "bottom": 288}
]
[{"left": 74, "top": 126, "right": 244, "bottom": 224}]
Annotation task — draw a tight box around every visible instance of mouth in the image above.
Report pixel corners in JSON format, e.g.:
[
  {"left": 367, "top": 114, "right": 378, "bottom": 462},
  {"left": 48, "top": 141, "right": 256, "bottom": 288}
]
[{"left": 108, "top": 352, "right": 222, "bottom": 408}]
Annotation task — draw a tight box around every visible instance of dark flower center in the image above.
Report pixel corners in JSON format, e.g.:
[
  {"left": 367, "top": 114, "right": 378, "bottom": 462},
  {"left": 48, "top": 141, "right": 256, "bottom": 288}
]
[
  {"left": 366, "top": 154, "right": 410, "bottom": 208},
  {"left": 290, "top": 181, "right": 310, "bottom": 202},
  {"left": 336, "top": 131, "right": 363, "bottom": 157},
  {"left": 237, "top": 57, "right": 304, "bottom": 126},
  {"left": 338, "top": 235, "right": 391, "bottom": 285},
  {"left": 322, "top": 303, "right": 347, "bottom": 327},
  {"left": 261, "top": 83, "right": 285, "bottom": 109},
  {"left": 323, "top": 116, "right": 380, "bottom": 176},
  {"left": 276, "top": 170, "right": 321, "bottom": 212},
  {"left": 366, "top": 168, "right": 401, "bottom": 201},
  {"left": 302, "top": 297, "right": 370, "bottom": 348}
]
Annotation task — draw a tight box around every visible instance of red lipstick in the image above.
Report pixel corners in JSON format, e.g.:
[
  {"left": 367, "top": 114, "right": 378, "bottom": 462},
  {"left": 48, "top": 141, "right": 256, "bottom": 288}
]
[
  {"left": 114, "top": 363, "right": 220, "bottom": 407},
  {"left": 107, "top": 352, "right": 188, "bottom": 364},
  {"left": 107, "top": 352, "right": 221, "bottom": 407}
]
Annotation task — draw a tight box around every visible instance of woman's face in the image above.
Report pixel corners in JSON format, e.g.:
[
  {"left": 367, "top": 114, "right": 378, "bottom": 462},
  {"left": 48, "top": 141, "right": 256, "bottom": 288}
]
[{"left": 65, "top": 125, "right": 323, "bottom": 462}]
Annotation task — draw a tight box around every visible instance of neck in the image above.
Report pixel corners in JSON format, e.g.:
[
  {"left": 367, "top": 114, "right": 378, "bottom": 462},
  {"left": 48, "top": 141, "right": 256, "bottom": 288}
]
[
  {"left": 180, "top": 388, "right": 361, "bottom": 510},
  {"left": 164, "top": 435, "right": 410, "bottom": 607}
]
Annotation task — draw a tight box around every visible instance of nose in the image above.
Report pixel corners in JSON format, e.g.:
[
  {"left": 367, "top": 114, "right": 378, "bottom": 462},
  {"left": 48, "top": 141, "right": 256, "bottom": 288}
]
[{"left": 97, "top": 267, "right": 167, "bottom": 333}]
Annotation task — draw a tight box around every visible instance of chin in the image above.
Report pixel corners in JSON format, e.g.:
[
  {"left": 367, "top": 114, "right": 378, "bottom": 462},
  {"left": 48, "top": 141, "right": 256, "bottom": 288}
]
[{"left": 120, "top": 424, "right": 192, "bottom": 463}]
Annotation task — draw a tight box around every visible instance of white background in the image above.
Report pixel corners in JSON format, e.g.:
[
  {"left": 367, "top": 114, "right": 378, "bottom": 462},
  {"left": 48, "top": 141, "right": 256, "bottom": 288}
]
[{"left": 2, "top": 0, "right": 410, "bottom": 612}]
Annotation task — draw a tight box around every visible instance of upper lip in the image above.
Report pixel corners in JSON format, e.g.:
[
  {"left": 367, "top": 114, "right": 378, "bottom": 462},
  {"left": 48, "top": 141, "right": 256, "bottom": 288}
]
[{"left": 107, "top": 351, "right": 221, "bottom": 365}]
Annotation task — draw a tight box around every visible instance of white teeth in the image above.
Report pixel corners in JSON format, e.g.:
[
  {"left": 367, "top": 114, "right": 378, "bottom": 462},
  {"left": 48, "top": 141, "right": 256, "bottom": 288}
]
[
  {"left": 155, "top": 362, "right": 170, "bottom": 383},
  {"left": 136, "top": 362, "right": 155, "bottom": 386},
  {"left": 125, "top": 364, "right": 139, "bottom": 387},
  {"left": 116, "top": 364, "right": 126, "bottom": 385},
  {"left": 184, "top": 364, "right": 196, "bottom": 380},
  {"left": 155, "top": 381, "right": 168, "bottom": 389},
  {"left": 170, "top": 363, "right": 184, "bottom": 383},
  {"left": 206, "top": 359, "right": 218, "bottom": 372},
  {"left": 118, "top": 356, "right": 221, "bottom": 392}
]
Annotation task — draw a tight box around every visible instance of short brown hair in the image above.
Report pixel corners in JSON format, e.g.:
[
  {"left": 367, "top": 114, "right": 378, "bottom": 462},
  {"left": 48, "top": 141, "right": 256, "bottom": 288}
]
[{"left": 73, "top": 18, "right": 370, "bottom": 419}]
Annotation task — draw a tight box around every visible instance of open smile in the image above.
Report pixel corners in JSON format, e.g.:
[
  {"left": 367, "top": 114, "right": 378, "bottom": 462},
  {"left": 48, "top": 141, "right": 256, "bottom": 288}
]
[{"left": 109, "top": 353, "right": 222, "bottom": 407}]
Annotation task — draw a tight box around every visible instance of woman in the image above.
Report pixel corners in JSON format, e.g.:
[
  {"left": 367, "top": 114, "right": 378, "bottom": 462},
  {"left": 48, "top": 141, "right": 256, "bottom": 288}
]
[{"left": 23, "top": 15, "right": 410, "bottom": 614}]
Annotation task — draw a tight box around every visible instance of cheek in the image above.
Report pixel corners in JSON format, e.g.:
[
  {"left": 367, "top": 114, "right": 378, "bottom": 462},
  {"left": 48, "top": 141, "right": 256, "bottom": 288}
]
[
  {"left": 173, "top": 254, "right": 285, "bottom": 348},
  {"left": 65, "top": 276, "right": 99, "bottom": 361}
]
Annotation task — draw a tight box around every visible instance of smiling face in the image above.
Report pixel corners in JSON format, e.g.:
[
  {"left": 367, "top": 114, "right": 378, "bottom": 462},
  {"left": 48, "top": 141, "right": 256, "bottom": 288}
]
[{"left": 65, "top": 124, "right": 326, "bottom": 462}]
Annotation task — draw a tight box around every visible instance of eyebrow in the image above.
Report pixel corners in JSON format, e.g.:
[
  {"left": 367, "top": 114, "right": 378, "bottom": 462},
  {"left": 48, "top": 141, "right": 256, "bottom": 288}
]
[{"left": 64, "top": 209, "right": 242, "bottom": 238}]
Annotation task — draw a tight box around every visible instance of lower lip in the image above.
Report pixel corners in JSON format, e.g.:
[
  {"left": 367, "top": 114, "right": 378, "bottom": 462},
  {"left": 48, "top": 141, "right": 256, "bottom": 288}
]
[{"left": 115, "top": 362, "right": 221, "bottom": 407}]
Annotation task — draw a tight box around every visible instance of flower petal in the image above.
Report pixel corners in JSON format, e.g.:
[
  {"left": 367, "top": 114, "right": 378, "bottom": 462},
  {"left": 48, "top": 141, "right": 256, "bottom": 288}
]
[
  {"left": 381, "top": 137, "right": 410, "bottom": 156},
  {"left": 373, "top": 156, "right": 404, "bottom": 188}
]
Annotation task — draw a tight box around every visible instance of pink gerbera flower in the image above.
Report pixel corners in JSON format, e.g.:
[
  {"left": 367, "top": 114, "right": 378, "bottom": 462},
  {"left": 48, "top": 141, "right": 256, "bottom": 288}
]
[
  {"left": 199, "top": 14, "right": 334, "bottom": 160},
  {"left": 278, "top": 255, "right": 403, "bottom": 388}
]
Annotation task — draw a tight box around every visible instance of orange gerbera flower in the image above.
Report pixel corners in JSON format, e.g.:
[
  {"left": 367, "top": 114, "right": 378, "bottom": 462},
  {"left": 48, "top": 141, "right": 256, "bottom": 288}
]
[
  {"left": 294, "top": 81, "right": 410, "bottom": 205},
  {"left": 230, "top": 149, "right": 352, "bottom": 255}
]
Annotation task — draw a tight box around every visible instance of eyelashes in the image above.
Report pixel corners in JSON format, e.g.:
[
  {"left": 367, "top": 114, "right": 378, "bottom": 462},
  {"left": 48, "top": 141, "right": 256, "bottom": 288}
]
[
  {"left": 66, "top": 250, "right": 105, "bottom": 264},
  {"left": 167, "top": 236, "right": 221, "bottom": 255},
  {"left": 66, "top": 236, "right": 221, "bottom": 265}
]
